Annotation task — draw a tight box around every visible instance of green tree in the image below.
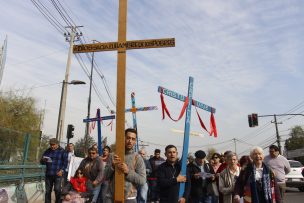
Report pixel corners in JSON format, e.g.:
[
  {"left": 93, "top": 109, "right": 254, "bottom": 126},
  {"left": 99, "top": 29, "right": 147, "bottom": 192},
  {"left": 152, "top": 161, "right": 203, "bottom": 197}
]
[
  {"left": 285, "top": 125, "right": 304, "bottom": 151},
  {"left": 74, "top": 136, "right": 96, "bottom": 157},
  {"left": 0, "top": 92, "right": 42, "bottom": 163},
  {"left": 37, "top": 134, "right": 50, "bottom": 159},
  {"left": 207, "top": 148, "right": 217, "bottom": 161}
]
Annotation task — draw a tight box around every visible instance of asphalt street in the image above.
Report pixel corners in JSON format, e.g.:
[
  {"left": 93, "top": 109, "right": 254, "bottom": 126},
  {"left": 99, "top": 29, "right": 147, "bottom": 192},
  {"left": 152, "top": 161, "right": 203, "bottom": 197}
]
[{"left": 286, "top": 187, "right": 304, "bottom": 203}]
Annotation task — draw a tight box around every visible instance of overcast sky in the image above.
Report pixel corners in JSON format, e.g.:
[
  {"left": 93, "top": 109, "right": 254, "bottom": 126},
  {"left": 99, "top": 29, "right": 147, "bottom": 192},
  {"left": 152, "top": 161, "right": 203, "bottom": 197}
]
[{"left": 1, "top": 0, "right": 304, "bottom": 156}]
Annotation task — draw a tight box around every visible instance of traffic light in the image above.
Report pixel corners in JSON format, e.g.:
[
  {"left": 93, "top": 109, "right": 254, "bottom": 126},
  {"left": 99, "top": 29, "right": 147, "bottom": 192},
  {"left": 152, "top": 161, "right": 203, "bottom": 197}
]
[
  {"left": 248, "top": 113, "right": 258, "bottom": 127},
  {"left": 252, "top": 113, "right": 258, "bottom": 127},
  {"left": 248, "top": 114, "right": 253, "bottom": 127},
  {"left": 67, "top": 124, "right": 75, "bottom": 139}
]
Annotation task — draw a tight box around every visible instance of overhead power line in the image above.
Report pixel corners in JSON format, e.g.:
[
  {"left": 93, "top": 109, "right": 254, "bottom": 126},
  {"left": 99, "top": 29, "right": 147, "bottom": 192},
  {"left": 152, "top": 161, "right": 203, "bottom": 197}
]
[
  {"left": 31, "top": 0, "right": 67, "bottom": 34},
  {"left": 0, "top": 82, "right": 61, "bottom": 94}
]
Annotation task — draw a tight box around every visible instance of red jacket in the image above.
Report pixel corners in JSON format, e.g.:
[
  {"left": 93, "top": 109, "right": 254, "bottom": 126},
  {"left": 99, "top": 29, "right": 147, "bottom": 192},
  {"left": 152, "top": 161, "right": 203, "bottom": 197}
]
[{"left": 70, "top": 177, "right": 87, "bottom": 193}]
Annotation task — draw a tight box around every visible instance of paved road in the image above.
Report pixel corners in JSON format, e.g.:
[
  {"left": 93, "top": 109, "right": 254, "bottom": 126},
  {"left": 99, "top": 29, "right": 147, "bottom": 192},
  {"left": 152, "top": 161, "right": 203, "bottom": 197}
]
[{"left": 286, "top": 187, "right": 304, "bottom": 203}]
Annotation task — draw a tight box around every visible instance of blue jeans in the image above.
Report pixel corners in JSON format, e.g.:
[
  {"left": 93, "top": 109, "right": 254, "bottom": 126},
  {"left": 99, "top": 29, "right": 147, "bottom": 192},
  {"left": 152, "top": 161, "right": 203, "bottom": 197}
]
[
  {"left": 92, "top": 184, "right": 101, "bottom": 202},
  {"left": 137, "top": 182, "right": 148, "bottom": 203},
  {"left": 211, "top": 195, "right": 218, "bottom": 203},
  {"left": 191, "top": 195, "right": 212, "bottom": 203},
  {"left": 45, "top": 175, "right": 62, "bottom": 203}
]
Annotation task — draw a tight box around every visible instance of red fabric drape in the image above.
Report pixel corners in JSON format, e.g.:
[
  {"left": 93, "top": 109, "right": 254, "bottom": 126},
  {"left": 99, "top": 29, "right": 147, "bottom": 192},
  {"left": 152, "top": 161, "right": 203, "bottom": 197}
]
[
  {"left": 104, "top": 120, "right": 113, "bottom": 131},
  {"left": 160, "top": 93, "right": 188, "bottom": 122},
  {"left": 194, "top": 106, "right": 209, "bottom": 133},
  {"left": 209, "top": 113, "right": 217, "bottom": 137},
  {"left": 160, "top": 93, "right": 218, "bottom": 137}
]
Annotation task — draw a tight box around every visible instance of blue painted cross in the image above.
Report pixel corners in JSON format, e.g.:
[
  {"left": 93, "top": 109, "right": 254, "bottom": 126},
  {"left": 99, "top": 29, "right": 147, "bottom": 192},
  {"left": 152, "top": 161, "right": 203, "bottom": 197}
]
[
  {"left": 125, "top": 92, "right": 158, "bottom": 151},
  {"left": 83, "top": 108, "right": 115, "bottom": 155},
  {"left": 158, "top": 76, "right": 216, "bottom": 198}
]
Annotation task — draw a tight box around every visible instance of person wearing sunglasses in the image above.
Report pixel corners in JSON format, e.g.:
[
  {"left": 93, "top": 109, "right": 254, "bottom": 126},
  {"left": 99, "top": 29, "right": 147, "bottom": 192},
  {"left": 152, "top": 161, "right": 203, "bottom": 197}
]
[
  {"left": 62, "top": 169, "right": 92, "bottom": 202},
  {"left": 77, "top": 147, "right": 104, "bottom": 203},
  {"left": 210, "top": 153, "right": 221, "bottom": 203}
]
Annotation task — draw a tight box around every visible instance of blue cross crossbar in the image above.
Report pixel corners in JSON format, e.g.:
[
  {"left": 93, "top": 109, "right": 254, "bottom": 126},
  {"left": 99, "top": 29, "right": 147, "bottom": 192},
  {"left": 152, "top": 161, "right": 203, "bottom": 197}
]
[
  {"left": 158, "top": 86, "right": 216, "bottom": 113},
  {"left": 83, "top": 113, "right": 115, "bottom": 155},
  {"left": 83, "top": 115, "right": 115, "bottom": 123},
  {"left": 125, "top": 106, "right": 158, "bottom": 113}
]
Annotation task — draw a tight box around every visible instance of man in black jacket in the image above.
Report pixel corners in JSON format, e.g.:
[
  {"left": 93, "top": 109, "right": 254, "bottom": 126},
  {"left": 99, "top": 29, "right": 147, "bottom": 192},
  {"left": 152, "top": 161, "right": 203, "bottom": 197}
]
[
  {"left": 187, "top": 150, "right": 215, "bottom": 203},
  {"left": 149, "top": 148, "right": 165, "bottom": 202},
  {"left": 157, "top": 145, "right": 190, "bottom": 203}
]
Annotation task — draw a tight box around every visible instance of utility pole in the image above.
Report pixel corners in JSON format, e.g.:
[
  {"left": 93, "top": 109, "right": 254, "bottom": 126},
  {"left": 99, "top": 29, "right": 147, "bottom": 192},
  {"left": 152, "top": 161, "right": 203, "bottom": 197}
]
[
  {"left": 272, "top": 114, "right": 282, "bottom": 154},
  {"left": 56, "top": 26, "right": 82, "bottom": 143},
  {"left": 249, "top": 113, "right": 304, "bottom": 155},
  {"left": 85, "top": 40, "right": 95, "bottom": 152},
  {"left": 0, "top": 35, "right": 7, "bottom": 86},
  {"left": 233, "top": 138, "right": 237, "bottom": 154}
]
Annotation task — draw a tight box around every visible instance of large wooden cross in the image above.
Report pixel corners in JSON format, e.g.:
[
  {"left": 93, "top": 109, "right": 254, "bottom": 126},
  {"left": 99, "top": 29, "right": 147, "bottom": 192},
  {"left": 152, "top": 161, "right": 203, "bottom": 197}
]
[
  {"left": 158, "top": 76, "right": 216, "bottom": 198},
  {"left": 125, "top": 92, "right": 157, "bottom": 151},
  {"left": 83, "top": 108, "right": 115, "bottom": 155},
  {"left": 73, "top": 1, "right": 175, "bottom": 201}
]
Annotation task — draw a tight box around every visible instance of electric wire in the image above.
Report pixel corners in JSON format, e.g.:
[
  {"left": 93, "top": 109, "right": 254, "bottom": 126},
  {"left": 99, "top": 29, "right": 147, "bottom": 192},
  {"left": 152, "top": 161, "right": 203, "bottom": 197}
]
[
  {"left": 31, "top": 0, "right": 66, "bottom": 34},
  {"left": 52, "top": 0, "right": 76, "bottom": 26},
  {"left": 0, "top": 82, "right": 61, "bottom": 94},
  {"left": 8, "top": 48, "right": 66, "bottom": 67},
  {"left": 74, "top": 54, "right": 112, "bottom": 112},
  {"left": 50, "top": 0, "right": 73, "bottom": 26}
]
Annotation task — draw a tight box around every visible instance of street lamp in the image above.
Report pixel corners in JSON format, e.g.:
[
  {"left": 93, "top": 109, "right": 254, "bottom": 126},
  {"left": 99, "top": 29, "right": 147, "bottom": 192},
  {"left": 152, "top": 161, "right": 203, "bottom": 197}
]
[{"left": 56, "top": 80, "right": 86, "bottom": 143}]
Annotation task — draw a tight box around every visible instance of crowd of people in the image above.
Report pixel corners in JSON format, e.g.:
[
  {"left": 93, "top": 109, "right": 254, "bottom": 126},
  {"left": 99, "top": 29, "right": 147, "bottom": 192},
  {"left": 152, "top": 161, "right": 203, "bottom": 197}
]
[{"left": 41, "top": 128, "right": 292, "bottom": 203}]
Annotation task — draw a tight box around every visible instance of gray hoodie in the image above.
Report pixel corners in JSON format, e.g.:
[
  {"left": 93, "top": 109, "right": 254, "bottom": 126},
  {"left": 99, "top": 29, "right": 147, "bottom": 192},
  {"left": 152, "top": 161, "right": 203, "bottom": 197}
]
[{"left": 104, "top": 149, "right": 146, "bottom": 200}]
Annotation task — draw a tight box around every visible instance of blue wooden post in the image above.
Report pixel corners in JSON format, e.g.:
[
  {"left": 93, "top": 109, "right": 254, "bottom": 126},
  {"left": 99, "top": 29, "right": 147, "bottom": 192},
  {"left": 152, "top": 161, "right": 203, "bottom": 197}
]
[
  {"left": 158, "top": 77, "right": 216, "bottom": 198},
  {"left": 179, "top": 77, "right": 194, "bottom": 198},
  {"left": 131, "top": 92, "right": 139, "bottom": 151},
  {"left": 125, "top": 93, "right": 158, "bottom": 152},
  {"left": 83, "top": 110, "right": 115, "bottom": 156}
]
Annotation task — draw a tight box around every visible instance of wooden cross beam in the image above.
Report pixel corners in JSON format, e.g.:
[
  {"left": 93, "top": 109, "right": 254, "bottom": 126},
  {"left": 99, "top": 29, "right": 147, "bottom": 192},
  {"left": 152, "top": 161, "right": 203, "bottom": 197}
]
[
  {"left": 158, "top": 77, "right": 216, "bottom": 198},
  {"left": 74, "top": 1, "right": 175, "bottom": 201},
  {"left": 73, "top": 38, "right": 175, "bottom": 53},
  {"left": 83, "top": 108, "right": 115, "bottom": 155},
  {"left": 125, "top": 92, "right": 157, "bottom": 151}
]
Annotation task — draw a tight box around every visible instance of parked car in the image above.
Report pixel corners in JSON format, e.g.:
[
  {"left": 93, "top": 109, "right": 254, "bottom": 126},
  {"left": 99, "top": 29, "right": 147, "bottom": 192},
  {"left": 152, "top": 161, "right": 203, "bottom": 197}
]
[{"left": 286, "top": 160, "right": 304, "bottom": 192}]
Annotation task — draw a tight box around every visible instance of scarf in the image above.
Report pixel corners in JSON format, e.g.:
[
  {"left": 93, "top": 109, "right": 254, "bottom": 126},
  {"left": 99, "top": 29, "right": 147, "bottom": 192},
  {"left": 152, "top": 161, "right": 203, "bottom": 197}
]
[
  {"left": 249, "top": 163, "right": 274, "bottom": 203},
  {"left": 70, "top": 177, "right": 87, "bottom": 193}
]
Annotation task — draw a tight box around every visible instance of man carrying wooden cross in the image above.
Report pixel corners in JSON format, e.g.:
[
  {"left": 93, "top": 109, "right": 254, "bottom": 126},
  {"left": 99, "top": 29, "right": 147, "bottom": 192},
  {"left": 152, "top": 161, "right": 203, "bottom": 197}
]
[
  {"left": 104, "top": 128, "right": 146, "bottom": 203},
  {"left": 73, "top": 1, "right": 175, "bottom": 201}
]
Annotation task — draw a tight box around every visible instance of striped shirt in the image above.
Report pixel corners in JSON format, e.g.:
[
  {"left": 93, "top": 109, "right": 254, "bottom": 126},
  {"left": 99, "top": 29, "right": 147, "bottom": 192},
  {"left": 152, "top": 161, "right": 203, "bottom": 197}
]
[{"left": 41, "top": 146, "right": 68, "bottom": 176}]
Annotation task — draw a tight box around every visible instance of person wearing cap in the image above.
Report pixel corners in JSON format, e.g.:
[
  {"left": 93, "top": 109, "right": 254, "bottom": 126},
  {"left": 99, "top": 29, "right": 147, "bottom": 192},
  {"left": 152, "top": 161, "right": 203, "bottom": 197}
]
[
  {"left": 40, "top": 138, "right": 68, "bottom": 203},
  {"left": 187, "top": 150, "right": 215, "bottom": 203}
]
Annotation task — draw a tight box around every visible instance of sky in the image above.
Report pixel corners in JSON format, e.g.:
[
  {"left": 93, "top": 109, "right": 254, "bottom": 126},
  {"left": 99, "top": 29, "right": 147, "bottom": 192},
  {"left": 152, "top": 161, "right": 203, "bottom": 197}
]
[{"left": 1, "top": 0, "right": 304, "bottom": 157}]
